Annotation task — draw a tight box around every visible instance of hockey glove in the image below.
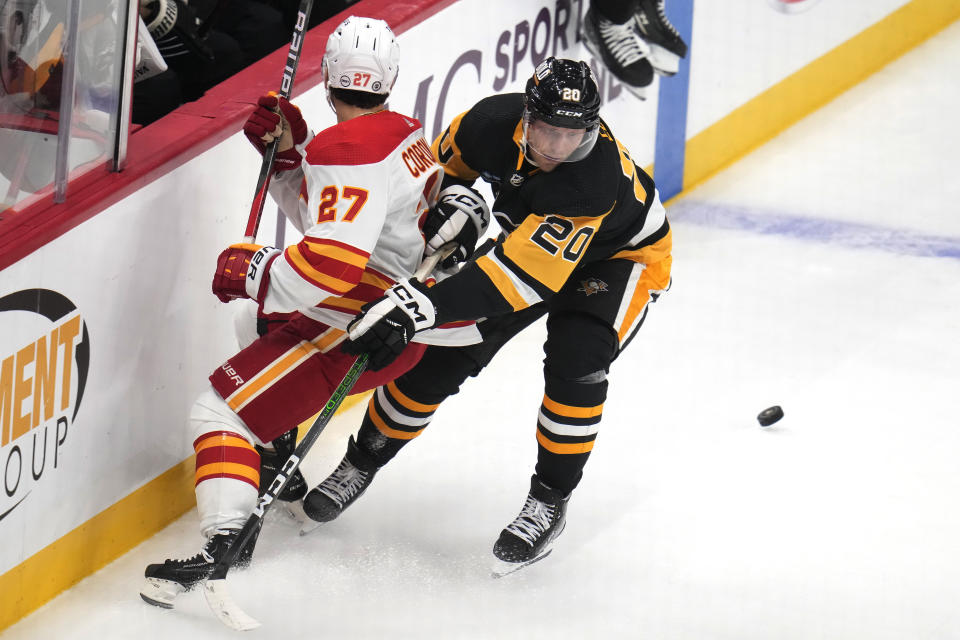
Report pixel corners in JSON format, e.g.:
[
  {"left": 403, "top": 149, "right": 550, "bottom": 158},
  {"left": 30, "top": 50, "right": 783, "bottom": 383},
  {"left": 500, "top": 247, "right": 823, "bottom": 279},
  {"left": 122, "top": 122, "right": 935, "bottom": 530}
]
[
  {"left": 343, "top": 279, "right": 437, "bottom": 371},
  {"left": 422, "top": 185, "right": 490, "bottom": 269},
  {"left": 243, "top": 93, "right": 308, "bottom": 173},
  {"left": 212, "top": 243, "right": 281, "bottom": 304}
]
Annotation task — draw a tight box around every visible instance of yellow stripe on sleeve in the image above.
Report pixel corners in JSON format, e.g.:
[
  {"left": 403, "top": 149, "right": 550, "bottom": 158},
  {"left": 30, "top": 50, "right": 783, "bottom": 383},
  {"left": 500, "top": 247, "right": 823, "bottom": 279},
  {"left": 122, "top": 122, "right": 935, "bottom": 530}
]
[
  {"left": 475, "top": 255, "right": 529, "bottom": 311},
  {"left": 285, "top": 245, "right": 357, "bottom": 294},
  {"left": 300, "top": 239, "right": 370, "bottom": 269}
]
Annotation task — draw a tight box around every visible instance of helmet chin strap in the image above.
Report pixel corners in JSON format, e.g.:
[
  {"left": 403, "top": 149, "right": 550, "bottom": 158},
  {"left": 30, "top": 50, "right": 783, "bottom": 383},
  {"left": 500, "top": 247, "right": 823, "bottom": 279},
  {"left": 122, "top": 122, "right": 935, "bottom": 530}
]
[{"left": 325, "top": 86, "right": 337, "bottom": 115}]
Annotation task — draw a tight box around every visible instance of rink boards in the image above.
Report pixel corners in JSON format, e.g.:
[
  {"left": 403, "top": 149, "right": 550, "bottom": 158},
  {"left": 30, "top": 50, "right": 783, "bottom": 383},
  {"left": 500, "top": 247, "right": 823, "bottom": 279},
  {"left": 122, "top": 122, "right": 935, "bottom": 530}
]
[{"left": 0, "top": 0, "right": 955, "bottom": 630}]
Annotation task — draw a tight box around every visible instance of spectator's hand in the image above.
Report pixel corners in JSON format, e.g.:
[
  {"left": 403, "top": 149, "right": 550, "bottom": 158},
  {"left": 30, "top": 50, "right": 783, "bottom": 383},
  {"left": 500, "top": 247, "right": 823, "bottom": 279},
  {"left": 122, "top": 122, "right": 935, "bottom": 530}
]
[{"left": 243, "top": 93, "right": 308, "bottom": 172}]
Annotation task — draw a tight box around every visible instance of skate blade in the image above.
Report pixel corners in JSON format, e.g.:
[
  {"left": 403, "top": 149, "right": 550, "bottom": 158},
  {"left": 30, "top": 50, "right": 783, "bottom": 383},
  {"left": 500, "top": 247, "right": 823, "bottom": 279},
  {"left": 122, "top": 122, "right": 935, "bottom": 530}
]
[
  {"left": 139, "top": 577, "right": 187, "bottom": 609},
  {"left": 649, "top": 45, "right": 680, "bottom": 76},
  {"left": 298, "top": 516, "right": 326, "bottom": 537},
  {"left": 280, "top": 498, "right": 307, "bottom": 524},
  {"left": 491, "top": 549, "right": 553, "bottom": 579}
]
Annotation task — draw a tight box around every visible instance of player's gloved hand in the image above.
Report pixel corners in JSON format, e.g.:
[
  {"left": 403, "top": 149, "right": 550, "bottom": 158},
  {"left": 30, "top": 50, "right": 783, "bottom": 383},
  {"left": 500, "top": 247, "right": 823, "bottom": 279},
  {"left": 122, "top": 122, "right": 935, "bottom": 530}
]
[
  {"left": 343, "top": 279, "right": 437, "bottom": 370},
  {"left": 243, "top": 93, "right": 308, "bottom": 172},
  {"left": 212, "top": 243, "right": 281, "bottom": 303},
  {"left": 422, "top": 185, "right": 490, "bottom": 269}
]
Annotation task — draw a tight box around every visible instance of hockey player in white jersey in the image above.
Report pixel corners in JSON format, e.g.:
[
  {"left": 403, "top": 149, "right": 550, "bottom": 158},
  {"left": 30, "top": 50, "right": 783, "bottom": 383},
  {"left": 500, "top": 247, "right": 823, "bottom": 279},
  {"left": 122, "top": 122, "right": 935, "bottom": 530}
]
[{"left": 139, "top": 15, "right": 489, "bottom": 609}]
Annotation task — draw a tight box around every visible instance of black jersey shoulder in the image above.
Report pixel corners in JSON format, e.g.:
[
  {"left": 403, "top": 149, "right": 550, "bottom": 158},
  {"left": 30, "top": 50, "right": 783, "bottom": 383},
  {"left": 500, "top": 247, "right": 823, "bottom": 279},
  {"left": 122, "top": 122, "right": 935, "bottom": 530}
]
[{"left": 451, "top": 93, "right": 525, "bottom": 178}]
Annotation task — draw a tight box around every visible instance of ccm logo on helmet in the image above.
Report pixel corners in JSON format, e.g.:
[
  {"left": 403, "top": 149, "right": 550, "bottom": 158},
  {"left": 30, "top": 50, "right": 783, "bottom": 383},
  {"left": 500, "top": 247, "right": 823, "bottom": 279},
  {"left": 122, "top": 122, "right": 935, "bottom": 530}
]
[{"left": 555, "top": 109, "right": 583, "bottom": 117}]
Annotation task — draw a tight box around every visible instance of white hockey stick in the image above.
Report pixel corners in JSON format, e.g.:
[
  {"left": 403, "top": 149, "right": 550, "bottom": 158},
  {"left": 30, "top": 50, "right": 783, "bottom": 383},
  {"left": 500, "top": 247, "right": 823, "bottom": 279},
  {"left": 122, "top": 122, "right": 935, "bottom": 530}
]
[{"left": 203, "top": 246, "right": 454, "bottom": 631}]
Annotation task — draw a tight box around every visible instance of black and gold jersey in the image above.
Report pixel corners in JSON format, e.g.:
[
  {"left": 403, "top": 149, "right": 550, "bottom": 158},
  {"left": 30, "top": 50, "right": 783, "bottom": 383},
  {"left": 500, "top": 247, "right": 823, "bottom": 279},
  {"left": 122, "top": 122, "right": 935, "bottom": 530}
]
[{"left": 427, "top": 93, "right": 672, "bottom": 324}]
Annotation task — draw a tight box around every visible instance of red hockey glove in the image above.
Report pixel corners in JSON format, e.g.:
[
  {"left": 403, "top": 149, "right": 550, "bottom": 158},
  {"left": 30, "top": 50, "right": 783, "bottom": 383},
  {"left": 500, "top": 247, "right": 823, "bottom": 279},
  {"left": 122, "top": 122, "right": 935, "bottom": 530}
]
[
  {"left": 212, "top": 243, "right": 281, "bottom": 303},
  {"left": 342, "top": 279, "right": 437, "bottom": 371},
  {"left": 243, "top": 93, "right": 308, "bottom": 173},
  {"left": 422, "top": 185, "right": 490, "bottom": 269}
]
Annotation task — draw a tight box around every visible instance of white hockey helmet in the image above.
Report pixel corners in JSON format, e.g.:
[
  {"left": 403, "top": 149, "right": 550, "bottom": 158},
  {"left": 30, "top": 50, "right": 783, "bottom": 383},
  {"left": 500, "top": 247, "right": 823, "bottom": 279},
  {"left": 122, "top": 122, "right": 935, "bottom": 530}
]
[{"left": 323, "top": 16, "right": 399, "bottom": 96}]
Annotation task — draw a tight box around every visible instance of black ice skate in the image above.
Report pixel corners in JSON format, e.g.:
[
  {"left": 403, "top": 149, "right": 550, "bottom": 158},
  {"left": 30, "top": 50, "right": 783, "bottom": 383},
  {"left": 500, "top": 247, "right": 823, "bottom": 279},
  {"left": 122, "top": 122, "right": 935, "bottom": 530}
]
[
  {"left": 140, "top": 527, "right": 255, "bottom": 609},
  {"left": 582, "top": 7, "right": 654, "bottom": 100},
  {"left": 634, "top": 0, "right": 688, "bottom": 76},
  {"left": 491, "top": 475, "right": 569, "bottom": 578},
  {"left": 300, "top": 435, "right": 378, "bottom": 535}
]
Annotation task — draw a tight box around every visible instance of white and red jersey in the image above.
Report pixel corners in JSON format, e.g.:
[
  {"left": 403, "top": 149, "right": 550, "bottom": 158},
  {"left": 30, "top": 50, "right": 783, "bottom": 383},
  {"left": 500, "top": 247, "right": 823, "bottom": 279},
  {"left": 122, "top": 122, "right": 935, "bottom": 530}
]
[{"left": 263, "top": 110, "right": 443, "bottom": 330}]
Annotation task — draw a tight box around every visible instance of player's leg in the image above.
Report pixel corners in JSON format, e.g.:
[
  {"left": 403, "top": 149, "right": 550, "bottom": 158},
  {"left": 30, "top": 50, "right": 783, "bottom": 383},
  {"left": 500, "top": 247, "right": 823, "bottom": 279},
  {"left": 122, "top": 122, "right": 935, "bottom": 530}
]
[
  {"left": 140, "top": 314, "right": 421, "bottom": 606},
  {"left": 301, "top": 305, "right": 548, "bottom": 527},
  {"left": 492, "top": 312, "right": 617, "bottom": 575},
  {"left": 492, "top": 256, "right": 671, "bottom": 575}
]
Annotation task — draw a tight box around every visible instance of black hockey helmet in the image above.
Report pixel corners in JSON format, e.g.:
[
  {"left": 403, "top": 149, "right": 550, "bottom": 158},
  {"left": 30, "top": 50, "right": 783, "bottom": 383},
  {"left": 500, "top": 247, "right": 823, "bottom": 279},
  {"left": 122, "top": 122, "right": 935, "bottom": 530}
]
[
  {"left": 522, "top": 58, "right": 601, "bottom": 166},
  {"left": 524, "top": 57, "right": 601, "bottom": 130}
]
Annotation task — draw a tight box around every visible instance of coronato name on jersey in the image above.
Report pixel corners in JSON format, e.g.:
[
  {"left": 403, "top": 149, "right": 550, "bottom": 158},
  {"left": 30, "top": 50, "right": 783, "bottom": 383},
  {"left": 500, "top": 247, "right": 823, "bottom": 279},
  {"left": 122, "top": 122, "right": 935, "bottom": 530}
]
[{"left": 258, "top": 109, "right": 481, "bottom": 345}]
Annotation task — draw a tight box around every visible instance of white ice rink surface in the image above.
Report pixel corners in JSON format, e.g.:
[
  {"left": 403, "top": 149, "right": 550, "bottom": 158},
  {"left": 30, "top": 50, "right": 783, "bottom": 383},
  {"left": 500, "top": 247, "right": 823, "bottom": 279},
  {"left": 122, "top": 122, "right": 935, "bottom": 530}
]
[{"left": 6, "top": 20, "right": 960, "bottom": 640}]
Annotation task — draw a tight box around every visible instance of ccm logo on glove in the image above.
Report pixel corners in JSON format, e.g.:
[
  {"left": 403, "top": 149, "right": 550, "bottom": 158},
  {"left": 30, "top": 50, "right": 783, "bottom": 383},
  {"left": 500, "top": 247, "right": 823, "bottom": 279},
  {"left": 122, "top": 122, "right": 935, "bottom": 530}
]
[{"left": 389, "top": 284, "right": 430, "bottom": 324}]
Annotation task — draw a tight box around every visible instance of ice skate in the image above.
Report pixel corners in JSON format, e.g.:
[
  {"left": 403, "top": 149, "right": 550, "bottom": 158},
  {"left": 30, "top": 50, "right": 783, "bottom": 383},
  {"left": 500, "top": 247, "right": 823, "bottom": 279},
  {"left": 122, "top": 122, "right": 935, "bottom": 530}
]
[
  {"left": 140, "top": 527, "right": 255, "bottom": 609},
  {"left": 582, "top": 7, "right": 654, "bottom": 99},
  {"left": 491, "top": 475, "right": 569, "bottom": 578},
  {"left": 634, "top": 0, "right": 688, "bottom": 76},
  {"left": 300, "top": 436, "right": 378, "bottom": 535}
]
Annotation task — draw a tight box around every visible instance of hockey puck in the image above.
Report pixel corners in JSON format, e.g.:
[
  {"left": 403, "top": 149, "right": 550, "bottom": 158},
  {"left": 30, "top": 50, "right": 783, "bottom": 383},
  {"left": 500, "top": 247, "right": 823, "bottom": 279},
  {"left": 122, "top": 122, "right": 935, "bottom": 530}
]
[{"left": 757, "top": 405, "right": 784, "bottom": 427}]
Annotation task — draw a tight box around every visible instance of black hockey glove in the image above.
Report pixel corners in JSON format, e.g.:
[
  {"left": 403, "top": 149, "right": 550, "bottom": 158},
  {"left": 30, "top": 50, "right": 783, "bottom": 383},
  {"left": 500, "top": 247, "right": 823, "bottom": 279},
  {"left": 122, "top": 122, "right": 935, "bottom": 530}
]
[
  {"left": 343, "top": 279, "right": 437, "bottom": 371},
  {"left": 423, "top": 185, "right": 490, "bottom": 270}
]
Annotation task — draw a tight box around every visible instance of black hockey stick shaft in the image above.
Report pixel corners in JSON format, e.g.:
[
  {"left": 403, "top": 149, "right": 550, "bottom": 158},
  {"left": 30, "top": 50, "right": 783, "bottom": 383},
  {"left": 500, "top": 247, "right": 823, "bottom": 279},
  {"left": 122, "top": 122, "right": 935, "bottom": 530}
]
[
  {"left": 208, "top": 352, "right": 368, "bottom": 580},
  {"left": 242, "top": 0, "right": 314, "bottom": 243}
]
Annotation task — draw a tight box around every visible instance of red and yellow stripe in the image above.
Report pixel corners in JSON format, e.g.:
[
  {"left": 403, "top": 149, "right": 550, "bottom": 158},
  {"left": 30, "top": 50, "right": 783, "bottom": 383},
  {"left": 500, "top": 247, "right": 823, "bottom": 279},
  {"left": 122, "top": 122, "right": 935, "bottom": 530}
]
[
  {"left": 193, "top": 431, "right": 260, "bottom": 489},
  {"left": 285, "top": 237, "right": 370, "bottom": 295},
  {"left": 224, "top": 328, "right": 345, "bottom": 413}
]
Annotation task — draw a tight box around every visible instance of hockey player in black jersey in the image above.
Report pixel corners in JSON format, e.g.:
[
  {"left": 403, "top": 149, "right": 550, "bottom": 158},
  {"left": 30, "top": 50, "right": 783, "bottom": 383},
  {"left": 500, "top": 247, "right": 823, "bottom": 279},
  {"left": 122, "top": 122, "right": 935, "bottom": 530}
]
[{"left": 304, "top": 57, "right": 673, "bottom": 576}]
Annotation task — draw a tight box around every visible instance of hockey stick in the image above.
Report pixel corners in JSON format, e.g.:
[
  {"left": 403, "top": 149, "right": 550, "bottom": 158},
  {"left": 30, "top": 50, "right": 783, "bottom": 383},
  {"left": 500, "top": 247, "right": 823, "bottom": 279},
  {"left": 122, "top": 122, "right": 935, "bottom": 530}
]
[
  {"left": 203, "top": 245, "right": 455, "bottom": 631},
  {"left": 243, "top": 0, "right": 314, "bottom": 243}
]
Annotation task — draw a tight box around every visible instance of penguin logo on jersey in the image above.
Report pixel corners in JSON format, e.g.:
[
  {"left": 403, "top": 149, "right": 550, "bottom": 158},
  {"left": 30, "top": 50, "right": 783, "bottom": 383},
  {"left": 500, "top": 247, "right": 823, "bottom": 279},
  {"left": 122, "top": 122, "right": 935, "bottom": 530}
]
[
  {"left": 578, "top": 278, "right": 608, "bottom": 296},
  {"left": 509, "top": 173, "right": 525, "bottom": 187}
]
